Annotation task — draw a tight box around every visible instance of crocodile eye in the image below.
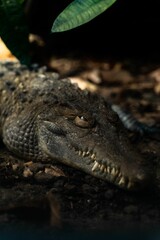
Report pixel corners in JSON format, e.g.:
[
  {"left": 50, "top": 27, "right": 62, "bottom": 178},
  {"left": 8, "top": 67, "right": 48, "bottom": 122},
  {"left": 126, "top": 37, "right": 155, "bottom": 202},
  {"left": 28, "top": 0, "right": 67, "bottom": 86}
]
[{"left": 74, "top": 116, "right": 92, "bottom": 128}]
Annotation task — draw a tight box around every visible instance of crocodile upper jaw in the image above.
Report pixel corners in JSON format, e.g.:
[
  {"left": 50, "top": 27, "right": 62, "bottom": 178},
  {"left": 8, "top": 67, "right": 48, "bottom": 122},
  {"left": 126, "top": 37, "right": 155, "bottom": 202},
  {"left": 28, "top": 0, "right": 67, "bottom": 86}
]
[{"left": 38, "top": 119, "right": 152, "bottom": 191}]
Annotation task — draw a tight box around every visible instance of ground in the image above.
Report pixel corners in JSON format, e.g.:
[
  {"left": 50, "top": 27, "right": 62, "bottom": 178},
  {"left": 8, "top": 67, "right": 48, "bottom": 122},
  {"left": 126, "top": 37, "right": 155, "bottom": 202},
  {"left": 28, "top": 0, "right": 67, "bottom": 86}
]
[{"left": 0, "top": 41, "right": 160, "bottom": 239}]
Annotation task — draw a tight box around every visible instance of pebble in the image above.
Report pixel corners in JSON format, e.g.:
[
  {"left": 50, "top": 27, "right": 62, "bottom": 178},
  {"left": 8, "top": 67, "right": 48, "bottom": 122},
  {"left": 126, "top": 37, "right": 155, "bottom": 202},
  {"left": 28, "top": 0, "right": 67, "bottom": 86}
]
[{"left": 123, "top": 205, "right": 138, "bottom": 214}]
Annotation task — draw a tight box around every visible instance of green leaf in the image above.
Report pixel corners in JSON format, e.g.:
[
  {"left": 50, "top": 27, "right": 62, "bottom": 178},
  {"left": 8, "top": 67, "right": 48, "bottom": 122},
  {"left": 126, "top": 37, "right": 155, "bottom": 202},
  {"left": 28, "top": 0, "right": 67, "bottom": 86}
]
[
  {"left": 0, "top": 0, "right": 30, "bottom": 65},
  {"left": 52, "top": 0, "right": 117, "bottom": 32}
]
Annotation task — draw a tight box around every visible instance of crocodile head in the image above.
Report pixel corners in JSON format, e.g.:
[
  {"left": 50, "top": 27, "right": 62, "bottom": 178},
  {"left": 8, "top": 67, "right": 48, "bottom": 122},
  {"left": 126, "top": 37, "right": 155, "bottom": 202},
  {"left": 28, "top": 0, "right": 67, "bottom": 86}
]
[{"left": 37, "top": 93, "right": 152, "bottom": 191}]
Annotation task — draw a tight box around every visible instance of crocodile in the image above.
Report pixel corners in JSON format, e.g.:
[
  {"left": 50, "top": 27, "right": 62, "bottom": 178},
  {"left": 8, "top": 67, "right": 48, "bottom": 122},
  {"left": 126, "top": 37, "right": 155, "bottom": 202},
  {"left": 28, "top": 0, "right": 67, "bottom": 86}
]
[{"left": 0, "top": 61, "right": 153, "bottom": 191}]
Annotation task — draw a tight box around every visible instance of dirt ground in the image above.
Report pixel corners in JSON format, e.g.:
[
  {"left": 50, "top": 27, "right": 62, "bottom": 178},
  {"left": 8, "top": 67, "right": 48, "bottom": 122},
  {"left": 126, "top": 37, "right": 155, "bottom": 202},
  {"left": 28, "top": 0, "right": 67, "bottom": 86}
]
[{"left": 0, "top": 53, "right": 160, "bottom": 239}]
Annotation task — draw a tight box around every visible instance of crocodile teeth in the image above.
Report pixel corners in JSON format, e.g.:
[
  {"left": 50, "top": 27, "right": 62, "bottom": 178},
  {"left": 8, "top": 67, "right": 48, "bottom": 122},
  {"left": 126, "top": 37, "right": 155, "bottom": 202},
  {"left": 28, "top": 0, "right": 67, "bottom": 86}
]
[
  {"left": 118, "top": 177, "right": 126, "bottom": 185},
  {"left": 127, "top": 181, "right": 133, "bottom": 189},
  {"left": 91, "top": 153, "right": 96, "bottom": 160},
  {"left": 92, "top": 161, "right": 99, "bottom": 171},
  {"left": 115, "top": 169, "right": 119, "bottom": 176},
  {"left": 77, "top": 149, "right": 96, "bottom": 158},
  {"left": 86, "top": 151, "right": 90, "bottom": 156},
  {"left": 118, "top": 172, "right": 122, "bottom": 178},
  {"left": 78, "top": 150, "right": 82, "bottom": 156},
  {"left": 107, "top": 166, "right": 111, "bottom": 174},
  {"left": 100, "top": 164, "right": 105, "bottom": 172},
  {"left": 111, "top": 167, "right": 116, "bottom": 176},
  {"left": 82, "top": 151, "right": 86, "bottom": 157}
]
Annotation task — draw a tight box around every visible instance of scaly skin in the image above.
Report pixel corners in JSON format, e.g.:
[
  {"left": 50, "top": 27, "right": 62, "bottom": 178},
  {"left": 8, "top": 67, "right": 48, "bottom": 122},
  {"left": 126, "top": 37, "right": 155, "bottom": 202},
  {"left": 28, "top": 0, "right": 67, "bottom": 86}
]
[{"left": 0, "top": 62, "right": 153, "bottom": 190}]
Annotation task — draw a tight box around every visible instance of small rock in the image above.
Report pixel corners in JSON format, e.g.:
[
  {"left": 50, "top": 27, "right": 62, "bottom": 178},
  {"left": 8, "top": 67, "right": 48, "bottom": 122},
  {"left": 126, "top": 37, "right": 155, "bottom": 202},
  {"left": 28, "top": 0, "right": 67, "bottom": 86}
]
[
  {"left": 44, "top": 166, "right": 65, "bottom": 177},
  {"left": 124, "top": 205, "right": 139, "bottom": 214},
  {"left": 12, "top": 164, "right": 19, "bottom": 171},
  {"left": 34, "top": 171, "right": 54, "bottom": 183},
  {"left": 23, "top": 167, "right": 33, "bottom": 178},
  {"left": 28, "top": 163, "right": 45, "bottom": 173}
]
